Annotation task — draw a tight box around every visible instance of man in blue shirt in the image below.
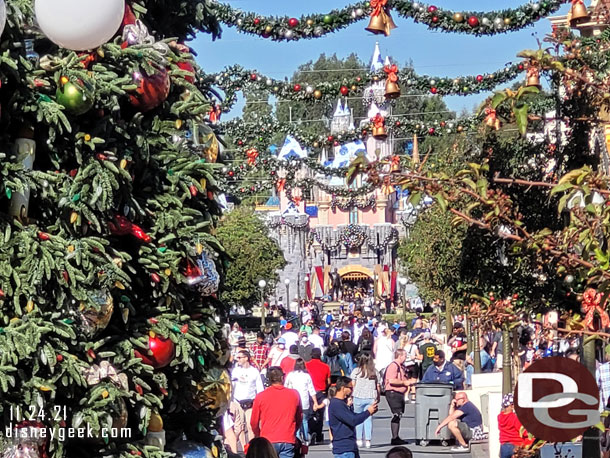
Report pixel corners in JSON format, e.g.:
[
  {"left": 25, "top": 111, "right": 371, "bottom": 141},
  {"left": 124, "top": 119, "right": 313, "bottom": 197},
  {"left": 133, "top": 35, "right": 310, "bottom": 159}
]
[
  {"left": 422, "top": 350, "right": 464, "bottom": 390},
  {"left": 328, "top": 376, "right": 379, "bottom": 458},
  {"left": 434, "top": 392, "right": 483, "bottom": 452}
]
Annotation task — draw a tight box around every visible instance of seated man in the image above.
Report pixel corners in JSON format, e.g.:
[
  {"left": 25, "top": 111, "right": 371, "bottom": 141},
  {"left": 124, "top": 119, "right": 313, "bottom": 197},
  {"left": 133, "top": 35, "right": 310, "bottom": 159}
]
[
  {"left": 422, "top": 350, "right": 464, "bottom": 390},
  {"left": 435, "top": 392, "right": 484, "bottom": 452}
]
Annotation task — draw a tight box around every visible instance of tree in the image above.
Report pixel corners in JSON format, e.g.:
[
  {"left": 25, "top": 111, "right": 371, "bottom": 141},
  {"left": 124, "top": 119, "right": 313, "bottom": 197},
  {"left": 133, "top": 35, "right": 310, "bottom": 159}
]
[
  {"left": 216, "top": 207, "right": 285, "bottom": 307},
  {"left": 0, "top": 3, "right": 230, "bottom": 457}
]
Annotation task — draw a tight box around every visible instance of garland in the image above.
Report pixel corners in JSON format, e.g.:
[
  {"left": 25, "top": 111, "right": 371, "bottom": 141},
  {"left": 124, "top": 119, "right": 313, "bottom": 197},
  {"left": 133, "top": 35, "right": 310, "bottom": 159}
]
[
  {"left": 210, "top": 0, "right": 566, "bottom": 41},
  {"left": 206, "top": 62, "right": 525, "bottom": 112},
  {"left": 267, "top": 216, "right": 310, "bottom": 229},
  {"left": 339, "top": 224, "right": 369, "bottom": 249},
  {"left": 331, "top": 194, "right": 376, "bottom": 211},
  {"left": 368, "top": 227, "right": 399, "bottom": 250}
]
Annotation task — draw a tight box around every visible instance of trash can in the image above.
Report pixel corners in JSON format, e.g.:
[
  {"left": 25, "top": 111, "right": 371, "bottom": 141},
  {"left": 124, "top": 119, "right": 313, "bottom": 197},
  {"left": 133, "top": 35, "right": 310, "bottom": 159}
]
[{"left": 414, "top": 383, "right": 454, "bottom": 446}]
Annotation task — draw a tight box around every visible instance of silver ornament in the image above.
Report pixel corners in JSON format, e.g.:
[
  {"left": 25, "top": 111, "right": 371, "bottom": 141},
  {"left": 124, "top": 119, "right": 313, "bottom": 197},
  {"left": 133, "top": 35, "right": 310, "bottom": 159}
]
[
  {"left": 284, "top": 30, "right": 294, "bottom": 39},
  {"left": 532, "top": 3, "right": 540, "bottom": 11},
  {"left": 412, "top": 2, "right": 420, "bottom": 8},
  {"left": 237, "top": 19, "right": 243, "bottom": 26},
  {"left": 306, "top": 85, "right": 314, "bottom": 93},
  {"left": 482, "top": 17, "right": 491, "bottom": 26},
  {"left": 351, "top": 10, "right": 357, "bottom": 19},
  {"left": 356, "top": 8, "right": 364, "bottom": 16},
  {"left": 266, "top": 78, "right": 272, "bottom": 85},
  {"left": 314, "top": 26, "right": 323, "bottom": 36}
]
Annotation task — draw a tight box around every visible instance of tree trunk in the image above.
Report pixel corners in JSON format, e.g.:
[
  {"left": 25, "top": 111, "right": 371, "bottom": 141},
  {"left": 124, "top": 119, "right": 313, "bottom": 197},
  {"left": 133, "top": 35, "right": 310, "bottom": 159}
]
[
  {"left": 502, "top": 324, "right": 512, "bottom": 395},
  {"left": 582, "top": 335, "right": 600, "bottom": 458},
  {"left": 473, "top": 319, "right": 481, "bottom": 373},
  {"left": 445, "top": 296, "right": 453, "bottom": 339}
]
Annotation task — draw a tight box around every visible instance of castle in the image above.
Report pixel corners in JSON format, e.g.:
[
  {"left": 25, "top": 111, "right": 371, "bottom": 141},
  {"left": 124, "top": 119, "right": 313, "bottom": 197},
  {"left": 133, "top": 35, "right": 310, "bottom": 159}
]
[{"left": 256, "top": 43, "right": 417, "bottom": 309}]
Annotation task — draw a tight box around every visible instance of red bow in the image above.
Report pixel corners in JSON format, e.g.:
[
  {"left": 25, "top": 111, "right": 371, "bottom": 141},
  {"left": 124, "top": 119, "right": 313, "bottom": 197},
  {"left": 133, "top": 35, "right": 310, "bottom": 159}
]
[
  {"left": 246, "top": 148, "right": 259, "bottom": 166},
  {"left": 384, "top": 65, "right": 398, "bottom": 83},
  {"left": 526, "top": 65, "right": 540, "bottom": 78},
  {"left": 581, "top": 288, "right": 610, "bottom": 330},
  {"left": 276, "top": 179, "right": 286, "bottom": 192},
  {"left": 372, "top": 113, "right": 385, "bottom": 128},
  {"left": 208, "top": 104, "right": 221, "bottom": 123},
  {"left": 572, "top": 0, "right": 584, "bottom": 4},
  {"left": 370, "top": 0, "right": 388, "bottom": 17},
  {"left": 390, "top": 155, "right": 401, "bottom": 171},
  {"left": 293, "top": 196, "right": 302, "bottom": 205}
]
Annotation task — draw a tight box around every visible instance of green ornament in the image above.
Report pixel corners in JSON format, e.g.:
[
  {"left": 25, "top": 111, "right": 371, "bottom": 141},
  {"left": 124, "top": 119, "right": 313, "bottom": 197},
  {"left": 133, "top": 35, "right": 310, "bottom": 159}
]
[
  {"left": 198, "top": 355, "right": 205, "bottom": 365},
  {"left": 158, "top": 247, "right": 167, "bottom": 253},
  {"left": 56, "top": 81, "right": 94, "bottom": 115},
  {"left": 168, "top": 169, "right": 174, "bottom": 176},
  {"left": 38, "top": 94, "right": 53, "bottom": 103},
  {"left": 62, "top": 318, "right": 74, "bottom": 324},
  {"left": 121, "top": 295, "right": 130, "bottom": 303},
  {"left": 72, "top": 193, "right": 81, "bottom": 202},
  {"left": 5, "top": 188, "right": 11, "bottom": 199},
  {"left": 323, "top": 15, "right": 333, "bottom": 24}
]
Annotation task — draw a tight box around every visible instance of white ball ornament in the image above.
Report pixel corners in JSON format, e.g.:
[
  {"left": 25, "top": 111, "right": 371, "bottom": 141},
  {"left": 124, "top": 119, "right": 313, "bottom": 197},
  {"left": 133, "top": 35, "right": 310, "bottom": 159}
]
[{"left": 35, "top": 0, "right": 125, "bottom": 51}]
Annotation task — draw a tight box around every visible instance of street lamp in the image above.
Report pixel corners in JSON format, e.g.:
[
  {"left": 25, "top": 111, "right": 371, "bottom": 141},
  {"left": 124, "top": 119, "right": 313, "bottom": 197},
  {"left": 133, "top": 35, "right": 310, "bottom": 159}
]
[
  {"left": 284, "top": 278, "right": 291, "bottom": 312},
  {"left": 258, "top": 279, "right": 267, "bottom": 328},
  {"left": 398, "top": 277, "right": 408, "bottom": 323}
]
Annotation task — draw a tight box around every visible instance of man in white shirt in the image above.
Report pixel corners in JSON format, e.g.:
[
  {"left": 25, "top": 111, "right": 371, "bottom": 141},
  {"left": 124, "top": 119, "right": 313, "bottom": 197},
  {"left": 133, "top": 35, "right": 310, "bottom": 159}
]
[
  {"left": 232, "top": 350, "right": 264, "bottom": 441},
  {"left": 308, "top": 326, "right": 325, "bottom": 352},
  {"left": 282, "top": 323, "right": 299, "bottom": 349}
]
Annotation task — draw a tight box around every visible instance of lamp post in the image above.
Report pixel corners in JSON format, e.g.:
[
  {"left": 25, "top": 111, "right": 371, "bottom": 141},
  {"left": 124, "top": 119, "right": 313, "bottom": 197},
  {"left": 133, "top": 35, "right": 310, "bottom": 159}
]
[
  {"left": 398, "top": 277, "right": 408, "bottom": 323},
  {"left": 284, "top": 278, "right": 291, "bottom": 313},
  {"left": 258, "top": 279, "right": 267, "bottom": 328}
]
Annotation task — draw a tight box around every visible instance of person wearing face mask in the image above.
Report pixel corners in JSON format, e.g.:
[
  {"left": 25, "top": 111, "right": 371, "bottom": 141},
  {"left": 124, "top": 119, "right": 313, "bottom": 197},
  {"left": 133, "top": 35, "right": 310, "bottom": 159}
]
[
  {"left": 298, "top": 333, "right": 314, "bottom": 362},
  {"left": 421, "top": 350, "right": 464, "bottom": 390},
  {"left": 266, "top": 338, "right": 289, "bottom": 368}
]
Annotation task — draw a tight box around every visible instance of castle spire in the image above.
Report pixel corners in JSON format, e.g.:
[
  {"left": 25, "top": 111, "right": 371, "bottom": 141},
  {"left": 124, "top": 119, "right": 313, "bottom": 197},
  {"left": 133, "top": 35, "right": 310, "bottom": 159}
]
[{"left": 370, "top": 42, "right": 384, "bottom": 72}]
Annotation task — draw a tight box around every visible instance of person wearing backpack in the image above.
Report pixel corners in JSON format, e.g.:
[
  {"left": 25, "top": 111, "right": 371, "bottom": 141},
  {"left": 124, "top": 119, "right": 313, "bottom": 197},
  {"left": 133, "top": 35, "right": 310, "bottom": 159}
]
[
  {"left": 384, "top": 349, "right": 416, "bottom": 445},
  {"left": 324, "top": 340, "right": 345, "bottom": 384}
]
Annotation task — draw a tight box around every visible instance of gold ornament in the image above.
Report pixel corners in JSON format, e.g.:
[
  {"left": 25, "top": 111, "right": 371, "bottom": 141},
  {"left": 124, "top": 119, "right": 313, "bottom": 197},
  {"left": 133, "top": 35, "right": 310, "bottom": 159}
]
[
  {"left": 265, "top": 25, "right": 273, "bottom": 33},
  {"left": 148, "top": 411, "right": 164, "bottom": 432},
  {"left": 313, "top": 90, "right": 322, "bottom": 99},
  {"left": 503, "top": 18, "right": 511, "bottom": 25},
  {"left": 80, "top": 290, "right": 114, "bottom": 336},
  {"left": 453, "top": 13, "right": 464, "bottom": 22},
  {"left": 306, "top": 19, "right": 314, "bottom": 26},
  {"left": 193, "top": 368, "right": 232, "bottom": 416},
  {"left": 569, "top": 0, "right": 590, "bottom": 27}
]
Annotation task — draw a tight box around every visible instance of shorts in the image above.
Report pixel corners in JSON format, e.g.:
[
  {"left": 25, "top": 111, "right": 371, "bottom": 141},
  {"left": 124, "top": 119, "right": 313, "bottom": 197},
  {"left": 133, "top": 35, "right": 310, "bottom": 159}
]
[
  {"left": 457, "top": 422, "right": 485, "bottom": 442},
  {"left": 385, "top": 390, "right": 405, "bottom": 415}
]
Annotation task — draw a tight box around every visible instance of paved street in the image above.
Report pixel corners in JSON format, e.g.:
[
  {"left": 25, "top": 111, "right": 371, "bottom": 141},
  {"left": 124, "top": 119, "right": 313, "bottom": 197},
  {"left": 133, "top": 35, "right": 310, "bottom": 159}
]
[{"left": 308, "top": 401, "right": 473, "bottom": 458}]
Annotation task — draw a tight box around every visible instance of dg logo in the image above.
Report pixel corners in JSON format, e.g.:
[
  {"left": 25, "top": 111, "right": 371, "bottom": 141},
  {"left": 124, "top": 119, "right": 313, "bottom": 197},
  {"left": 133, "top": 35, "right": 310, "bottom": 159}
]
[{"left": 514, "top": 357, "right": 600, "bottom": 442}]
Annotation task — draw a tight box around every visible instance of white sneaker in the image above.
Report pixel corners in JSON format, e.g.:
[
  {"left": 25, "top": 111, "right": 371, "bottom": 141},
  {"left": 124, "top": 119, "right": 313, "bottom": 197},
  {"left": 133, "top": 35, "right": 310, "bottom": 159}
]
[
  {"left": 365, "top": 440, "right": 371, "bottom": 449},
  {"left": 451, "top": 445, "right": 469, "bottom": 452},
  {"left": 328, "top": 443, "right": 333, "bottom": 450},
  {"left": 357, "top": 440, "right": 363, "bottom": 447}
]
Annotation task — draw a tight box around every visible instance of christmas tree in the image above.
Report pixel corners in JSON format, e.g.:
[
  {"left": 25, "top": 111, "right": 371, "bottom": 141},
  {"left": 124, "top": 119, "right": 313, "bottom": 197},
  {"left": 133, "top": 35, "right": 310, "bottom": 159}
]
[{"left": 0, "top": 1, "right": 231, "bottom": 457}]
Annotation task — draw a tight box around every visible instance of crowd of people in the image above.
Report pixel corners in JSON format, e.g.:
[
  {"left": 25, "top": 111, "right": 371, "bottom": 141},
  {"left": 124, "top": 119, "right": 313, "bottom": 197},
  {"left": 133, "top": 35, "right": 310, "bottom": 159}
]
[{"left": 222, "top": 299, "right": 610, "bottom": 458}]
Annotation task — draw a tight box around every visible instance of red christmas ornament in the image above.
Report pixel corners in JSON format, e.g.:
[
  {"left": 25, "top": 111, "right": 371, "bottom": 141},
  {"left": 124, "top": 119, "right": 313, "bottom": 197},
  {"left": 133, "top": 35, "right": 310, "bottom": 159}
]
[
  {"left": 288, "top": 18, "right": 299, "bottom": 27},
  {"left": 108, "top": 215, "right": 152, "bottom": 243},
  {"left": 189, "top": 185, "right": 198, "bottom": 196},
  {"left": 134, "top": 335, "right": 176, "bottom": 369},
  {"left": 228, "top": 170, "right": 234, "bottom": 177},
  {"left": 468, "top": 16, "right": 479, "bottom": 27},
  {"left": 177, "top": 61, "right": 195, "bottom": 83},
  {"left": 151, "top": 273, "right": 161, "bottom": 283},
  {"left": 334, "top": 141, "right": 339, "bottom": 147},
  {"left": 428, "top": 127, "right": 435, "bottom": 135},
  {"left": 518, "top": 64, "right": 524, "bottom": 70},
  {"left": 327, "top": 135, "right": 334, "bottom": 142},
  {"left": 38, "top": 232, "right": 50, "bottom": 241},
  {"left": 56, "top": 354, "right": 63, "bottom": 362},
  {"left": 254, "top": 18, "right": 261, "bottom": 25},
  {"left": 476, "top": 75, "right": 483, "bottom": 82},
  {"left": 293, "top": 84, "right": 302, "bottom": 92},
  {"left": 430, "top": 87, "right": 438, "bottom": 94},
  {"left": 428, "top": 5, "right": 437, "bottom": 12},
  {"left": 250, "top": 73, "right": 258, "bottom": 81},
  {"left": 340, "top": 85, "right": 349, "bottom": 96},
  {"left": 122, "top": 5, "right": 137, "bottom": 26},
  {"left": 181, "top": 324, "right": 189, "bottom": 334},
  {"left": 395, "top": 121, "right": 401, "bottom": 127},
  {"left": 432, "top": 16, "right": 439, "bottom": 23},
  {"left": 440, "top": 121, "right": 446, "bottom": 127},
  {"left": 129, "top": 66, "right": 171, "bottom": 112}
]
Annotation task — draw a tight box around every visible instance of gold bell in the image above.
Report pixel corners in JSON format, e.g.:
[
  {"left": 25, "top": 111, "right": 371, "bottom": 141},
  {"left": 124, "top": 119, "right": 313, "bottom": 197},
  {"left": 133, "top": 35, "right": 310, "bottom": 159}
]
[
  {"left": 385, "top": 80, "right": 401, "bottom": 100},
  {"left": 365, "top": 14, "right": 387, "bottom": 35},
  {"left": 569, "top": 1, "right": 590, "bottom": 27},
  {"left": 373, "top": 126, "right": 388, "bottom": 140},
  {"left": 525, "top": 70, "right": 541, "bottom": 90}
]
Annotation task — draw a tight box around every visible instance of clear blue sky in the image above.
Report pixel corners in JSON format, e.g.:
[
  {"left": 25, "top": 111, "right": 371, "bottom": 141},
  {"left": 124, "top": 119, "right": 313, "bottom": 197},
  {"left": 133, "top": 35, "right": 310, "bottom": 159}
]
[{"left": 190, "top": 0, "right": 571, "bottom": 118}]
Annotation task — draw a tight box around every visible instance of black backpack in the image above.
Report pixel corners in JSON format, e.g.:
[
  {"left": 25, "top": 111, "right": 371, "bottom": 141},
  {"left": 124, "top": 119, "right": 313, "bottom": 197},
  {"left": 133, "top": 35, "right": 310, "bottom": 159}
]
[{"left": 380, "top": 361, "right": 400, "bottom": 396}]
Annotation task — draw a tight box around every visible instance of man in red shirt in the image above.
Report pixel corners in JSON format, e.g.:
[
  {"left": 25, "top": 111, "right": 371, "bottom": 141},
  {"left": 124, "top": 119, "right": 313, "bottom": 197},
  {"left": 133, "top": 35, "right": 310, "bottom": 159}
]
[
  {"left": 251, "top": 366, "right": 302, "bottom": 458},
  {"left": 305, "top": 348, "right": 331, "bottom": 444},
  {"left": 280, "top": 345, "right": 300, "bottom": 374}
]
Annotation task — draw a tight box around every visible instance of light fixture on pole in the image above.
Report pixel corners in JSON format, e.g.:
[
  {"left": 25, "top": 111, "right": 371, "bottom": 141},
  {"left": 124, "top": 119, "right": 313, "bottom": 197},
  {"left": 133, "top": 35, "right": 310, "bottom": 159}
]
[
  {"left": 258, "top": 279, "right": 267, "bottom": 328},
  {"left": 398, "top": 276, "right": 408, "bottom": 323},
  {"left": 284, "top": 278, "right": 291, "bottom": 311}
]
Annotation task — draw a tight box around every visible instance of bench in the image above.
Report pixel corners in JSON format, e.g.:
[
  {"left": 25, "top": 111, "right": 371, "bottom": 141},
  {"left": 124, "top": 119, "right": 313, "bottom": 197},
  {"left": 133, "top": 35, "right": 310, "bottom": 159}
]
[{"left": 470, "top": 439, "right": 489, "bottom": 458}]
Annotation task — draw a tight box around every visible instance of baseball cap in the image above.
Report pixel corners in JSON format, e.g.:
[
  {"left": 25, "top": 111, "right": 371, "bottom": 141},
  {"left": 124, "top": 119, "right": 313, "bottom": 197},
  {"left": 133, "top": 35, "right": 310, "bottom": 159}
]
[
  {"left": 285, "top": 323, "right": 292, "bottom": 330},
  {"left": 280, "top": 319, "right": 287, "bottom": 327},
  {"left": 277, "top": 337, "right": 286, "bottom": 345},
  {"left": 392, "top": 323, "right": 400, "bottom": 330},
  {"left": 453, "top": 322, "right": 464, "bottom": 329},
  {"left": 501, "top": 393, "right": 514, "bottom": 408}
]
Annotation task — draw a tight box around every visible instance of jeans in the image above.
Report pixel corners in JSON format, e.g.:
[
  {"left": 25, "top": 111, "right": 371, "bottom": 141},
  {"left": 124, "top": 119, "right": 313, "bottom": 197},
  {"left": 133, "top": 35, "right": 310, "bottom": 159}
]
[
  {"left": 273, "top": 442, "right": 296, "bottom": 458},
  {"left": 500, "top": 443, "right": 515, "bottom": 458},
  {"left": 353, "top": 397, "right": 374, "bottom": 440},
  {"left": 300, "top": 407, "right": 313, "bottom": 442},
  {"left": 465, "top": 364, "right": 474, "bottom": 386},
  {"left": 334, "top": 453, "right": 358, "bottom": 458}
]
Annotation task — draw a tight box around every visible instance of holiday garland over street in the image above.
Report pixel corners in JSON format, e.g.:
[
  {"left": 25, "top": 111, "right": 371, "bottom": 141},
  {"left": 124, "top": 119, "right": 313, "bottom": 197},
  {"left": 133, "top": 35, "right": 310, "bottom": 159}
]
[{"left": 210, "top": 0, "right": 568, "bottom": 40}]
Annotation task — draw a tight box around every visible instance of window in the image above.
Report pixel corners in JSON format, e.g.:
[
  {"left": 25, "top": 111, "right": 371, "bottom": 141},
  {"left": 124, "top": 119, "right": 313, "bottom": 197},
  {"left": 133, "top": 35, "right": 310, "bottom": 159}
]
[{"left": 349, "top": 208, "right": 359, "bottom": 224}]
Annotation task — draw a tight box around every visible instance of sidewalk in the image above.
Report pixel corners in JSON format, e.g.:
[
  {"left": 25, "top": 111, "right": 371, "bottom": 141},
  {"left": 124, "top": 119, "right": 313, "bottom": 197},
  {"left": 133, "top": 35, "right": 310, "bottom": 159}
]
[{"left": 307, "top": 401, "right": 473, "bottom": 458}]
